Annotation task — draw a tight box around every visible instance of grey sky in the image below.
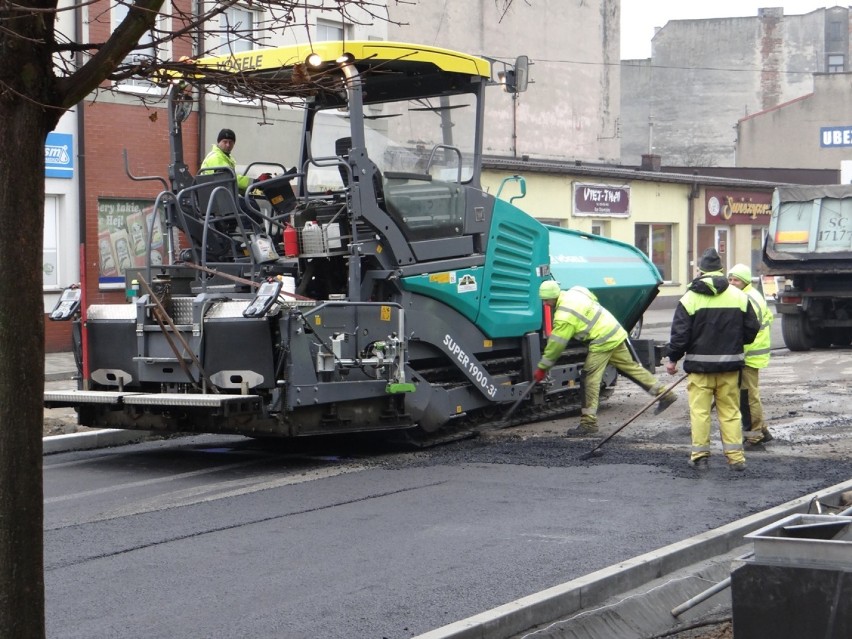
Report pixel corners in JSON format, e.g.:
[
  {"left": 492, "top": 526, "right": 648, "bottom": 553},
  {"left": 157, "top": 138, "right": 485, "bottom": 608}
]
[{"left": 621, "top": 2, "right": 831, "bottom": 59}]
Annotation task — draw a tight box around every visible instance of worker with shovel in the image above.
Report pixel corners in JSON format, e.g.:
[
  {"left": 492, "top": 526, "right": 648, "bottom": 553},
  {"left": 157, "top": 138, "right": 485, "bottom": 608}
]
[{"left": 535, "top": 281, "right": 678, "bottom": 437}]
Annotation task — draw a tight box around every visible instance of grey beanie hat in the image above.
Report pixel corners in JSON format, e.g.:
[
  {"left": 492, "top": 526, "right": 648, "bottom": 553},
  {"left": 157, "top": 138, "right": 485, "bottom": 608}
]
[{"left": 698, "top": 248, "right": 722, "bottom": 273}]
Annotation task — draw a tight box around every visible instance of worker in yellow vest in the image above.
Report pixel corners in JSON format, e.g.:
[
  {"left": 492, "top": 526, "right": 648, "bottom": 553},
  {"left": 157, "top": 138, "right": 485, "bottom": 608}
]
[
  {"left": 535, "top": 281, "right": 677, "bottom": 437},
  {"left": 727, "top": 263, "right": 774, "bottom": 447}
]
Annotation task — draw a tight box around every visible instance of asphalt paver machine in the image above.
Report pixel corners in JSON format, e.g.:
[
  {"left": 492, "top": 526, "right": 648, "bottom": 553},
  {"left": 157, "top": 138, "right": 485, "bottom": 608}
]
[{"left": 46, "top": 41, "right": 663, "bottom": 442}]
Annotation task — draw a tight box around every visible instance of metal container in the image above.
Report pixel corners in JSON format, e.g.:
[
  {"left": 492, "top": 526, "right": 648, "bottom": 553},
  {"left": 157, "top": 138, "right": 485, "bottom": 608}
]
[{"left": 731, "top": 514, "right": 852, "bottom": 639}]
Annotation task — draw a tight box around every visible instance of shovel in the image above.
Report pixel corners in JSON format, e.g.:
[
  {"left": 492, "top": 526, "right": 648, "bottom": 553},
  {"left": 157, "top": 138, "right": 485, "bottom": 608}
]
[
  {"left": 496, "top": 378, "right": 540, "bottom": 429},
  {"left": 578, "top": 373, "right": 687, "bottom": 461}
]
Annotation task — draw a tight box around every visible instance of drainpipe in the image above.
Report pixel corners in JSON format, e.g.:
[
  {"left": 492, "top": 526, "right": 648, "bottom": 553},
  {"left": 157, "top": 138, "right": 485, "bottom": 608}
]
[
  {"left": 75, "top": 3, "right": 89, "bottom": 386},
  {"left": 687, "top": 172, "right": 699, "bottom": 279},
  {"left": 195, "top": 0, "right": 206, "bottom": 168}
]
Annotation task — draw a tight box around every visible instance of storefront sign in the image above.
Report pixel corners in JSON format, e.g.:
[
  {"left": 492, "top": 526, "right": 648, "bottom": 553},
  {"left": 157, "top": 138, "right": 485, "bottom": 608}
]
[
  {"left": 45, "top": 132, "right": 73, "bottom": 179},
  {"left": 573, "top": 183, "right": 630, "bottom": 217},
  {"left": 820, "top": 126, "right": 852, "bottom": 148},
  {"left": 705, "top": 190, "right": 772, "bottom": 225}
]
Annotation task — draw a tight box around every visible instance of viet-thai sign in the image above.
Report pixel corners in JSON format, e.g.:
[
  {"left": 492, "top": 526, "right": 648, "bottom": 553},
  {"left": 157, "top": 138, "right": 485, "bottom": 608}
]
[
  {"left": 705, "top": 190, "right": 772, "bottom": 225},
  {"left": 573, "top": 183, "right": 630, "bottom": 217}
]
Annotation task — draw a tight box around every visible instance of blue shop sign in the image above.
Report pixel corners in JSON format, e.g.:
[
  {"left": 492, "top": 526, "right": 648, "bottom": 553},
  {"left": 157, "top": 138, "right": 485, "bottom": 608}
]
[
  {"left": 820, "top": 126, "right": 852, "bottom": 148},
  {"left": 45, "top": 132, "right": 74, "bottom": 178}
]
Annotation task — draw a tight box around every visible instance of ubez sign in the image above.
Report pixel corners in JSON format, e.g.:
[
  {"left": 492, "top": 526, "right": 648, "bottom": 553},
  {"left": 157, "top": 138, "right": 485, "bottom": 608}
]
[
  {"left": 705, "top": 190, "right": 772, "bottom": 225},
  {"left": 573, "top": 183, "right": 630, "bottom": 217}
]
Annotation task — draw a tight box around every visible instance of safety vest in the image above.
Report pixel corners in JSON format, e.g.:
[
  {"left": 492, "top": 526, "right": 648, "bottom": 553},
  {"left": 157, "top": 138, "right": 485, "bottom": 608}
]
[
  {"left": 539, "top": 286, "right": 626, "bottom": 369},
  {"left": 743, "top": 283, "right": 773, "bottom": 369},
  {"left": 667, "top": 272, "right": 759, "bottom": 374},
  {"left": 200, "top": 144, "right": 250, "bottom": 192}
]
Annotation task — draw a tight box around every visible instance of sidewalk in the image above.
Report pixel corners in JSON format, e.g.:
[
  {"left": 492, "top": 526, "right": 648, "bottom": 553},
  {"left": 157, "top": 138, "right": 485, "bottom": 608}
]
[
  {"left": 45, "top": 351, "right": 77, "bottom": 382},
  {"left": 642, "top": 306, "right": 675, "bottom": 330}
]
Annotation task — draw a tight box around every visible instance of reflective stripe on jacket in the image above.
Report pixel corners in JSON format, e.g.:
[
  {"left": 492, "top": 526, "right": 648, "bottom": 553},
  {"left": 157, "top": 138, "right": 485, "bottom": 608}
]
[
  {"left": 665, "top": 271, "right": 760, "bottom": 374},
  {"left": 200, "top": 144, "right": 250, "bottom": 192},
  {"left": 743, "top": 283, "right": 773, "bottom": 369},
  {"left": 539, "top": 286, "right": 626, "bottom": 369}
]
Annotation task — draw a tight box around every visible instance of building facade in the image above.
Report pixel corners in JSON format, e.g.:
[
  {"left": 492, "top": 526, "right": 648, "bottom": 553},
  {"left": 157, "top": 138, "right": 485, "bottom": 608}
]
[
  {"left": 621, "top": 6, "right": 850, "bottom": 167},
  {"left": 388, "top": 0, "right": 622, "bottom": 164},
  {"left": 736, "top": 72, "right": 852, "bottom": 170},
  {"left": 482, "top": 159, "right": 777, "bottom": 306}
]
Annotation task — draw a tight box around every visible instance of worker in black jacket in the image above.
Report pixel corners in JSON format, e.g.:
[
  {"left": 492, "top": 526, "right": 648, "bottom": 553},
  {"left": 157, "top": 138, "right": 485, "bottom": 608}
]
[{"left": 664, "top": 248, "right": 760, "bottom": 472}]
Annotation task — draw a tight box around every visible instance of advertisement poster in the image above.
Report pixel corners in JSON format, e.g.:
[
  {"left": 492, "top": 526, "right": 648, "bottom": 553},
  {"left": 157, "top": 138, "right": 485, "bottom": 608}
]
[{"left": 97, "top": 198, "right": 165, "bottom": 288}]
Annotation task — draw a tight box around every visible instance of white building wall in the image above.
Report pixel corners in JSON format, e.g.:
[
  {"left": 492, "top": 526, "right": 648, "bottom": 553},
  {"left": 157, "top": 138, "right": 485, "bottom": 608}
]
[
  {"left": 45, "top": 2, "right": 80, "bottom": 312},
  {"left": 736, "top": 73, "right": 852, "bottom": 173},
  {"left": 387, "top": 0, "right": 621, "bottom": 164}
]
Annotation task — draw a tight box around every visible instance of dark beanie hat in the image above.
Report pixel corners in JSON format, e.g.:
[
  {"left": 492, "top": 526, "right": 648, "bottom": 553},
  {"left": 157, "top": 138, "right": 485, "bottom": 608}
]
[
  {"left": 698, "top": 248, "right": 722, "bottom": 273},
  {"left": 217, "top": 128, "right": 236, "bottom": 142}
]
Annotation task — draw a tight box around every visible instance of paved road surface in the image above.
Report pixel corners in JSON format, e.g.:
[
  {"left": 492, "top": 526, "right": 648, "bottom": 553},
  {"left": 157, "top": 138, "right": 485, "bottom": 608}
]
[{"left": 44, "top": 345, "right": 852, "bottom": 639}]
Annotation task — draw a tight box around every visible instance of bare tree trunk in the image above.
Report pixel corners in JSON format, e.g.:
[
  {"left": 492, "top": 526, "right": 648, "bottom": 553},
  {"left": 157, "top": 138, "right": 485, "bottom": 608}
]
[{"left": 0, "top": 97, "right": 50, "bottom": 638}]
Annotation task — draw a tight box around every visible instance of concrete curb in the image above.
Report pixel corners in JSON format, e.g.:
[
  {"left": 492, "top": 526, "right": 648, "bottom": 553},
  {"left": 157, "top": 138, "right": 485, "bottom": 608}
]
[
  {"left": 45, "top": 371, "right": 76, "bottom": 382},
  {"left": 412, "top": 478, "right": 852, "bottom": 639},
  {"left": 42, "top": 429, "right": 154, "bottom": 454}
]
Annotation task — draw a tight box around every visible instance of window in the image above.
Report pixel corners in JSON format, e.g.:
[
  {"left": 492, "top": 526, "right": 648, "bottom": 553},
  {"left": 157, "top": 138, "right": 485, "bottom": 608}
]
[
  {"left": 112, "top": 1, "right": 169, "bottom": 92},
  {"left": 829, "top": 21, "right": 845, "bottom": 40},
  {"left": 828, "top": 54, "right": 845, "bottom": 73},
  {"left": 217, "top": 6, "right": 257, "bottom": 55},
  {"left": 590, "top": 220, "right": 610, "bottom": 237},
  {"left": 635, "top": 223, "right": 673, "bottom": 282},
  {"left": 43, "top": 196, "right": 60, "bottom": 289},
  {"left": 316, "top": 19, "right": 345, "bottom": 41}
]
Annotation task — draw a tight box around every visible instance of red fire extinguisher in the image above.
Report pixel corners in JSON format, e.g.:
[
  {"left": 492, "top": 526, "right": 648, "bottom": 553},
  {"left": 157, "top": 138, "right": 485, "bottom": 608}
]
[{"left": 283, "top": 223, "right": 299, "bottom": 257}]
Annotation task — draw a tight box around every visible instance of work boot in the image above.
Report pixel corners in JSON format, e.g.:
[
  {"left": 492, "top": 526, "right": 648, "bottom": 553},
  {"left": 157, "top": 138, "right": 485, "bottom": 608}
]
[
  {"left": 729, "top": 461, "right": 746, "bottom": 472},
  {"left": 744, "top": 439, "right": 766, "bottom": 451},
  {"left": 761, "top": 429, "right": 774, "bottom": 443},
  {"left": 653, "top": 392, "right": 677, "bottom": 415},
  {"left": 564, "top": 425, "right": 598, "bottom": 438},
  {"left": 687, "top": 456, "right": 709, "bottom": 470}
]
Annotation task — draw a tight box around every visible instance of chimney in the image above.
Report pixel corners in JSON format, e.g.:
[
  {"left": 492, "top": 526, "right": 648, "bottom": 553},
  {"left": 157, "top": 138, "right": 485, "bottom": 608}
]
[{"left": 641, "top": 154, "right": 661, "bottom": 172}]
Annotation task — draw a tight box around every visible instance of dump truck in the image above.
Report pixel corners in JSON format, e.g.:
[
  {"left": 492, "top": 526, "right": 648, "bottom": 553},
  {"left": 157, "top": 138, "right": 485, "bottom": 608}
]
[
  {"left": 45, "top": 41, "right": 663, "bottom": 442},
  {"left": 764, "top": 184, "right": 852, "bottom": 351}
]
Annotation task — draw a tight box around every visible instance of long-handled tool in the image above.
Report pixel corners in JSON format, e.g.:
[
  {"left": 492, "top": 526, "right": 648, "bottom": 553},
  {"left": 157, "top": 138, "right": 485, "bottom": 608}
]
[
  {"left": 497, "top": 379, "right": 540, "bottom": 429},
  {"left": 578, "top": 373, "right": 687, "bottom": 461}
]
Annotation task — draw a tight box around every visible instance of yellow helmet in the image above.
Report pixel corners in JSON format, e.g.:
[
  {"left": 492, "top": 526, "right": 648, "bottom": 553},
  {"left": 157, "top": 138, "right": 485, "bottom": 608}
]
[
  {"left": 727, "top": 263, "right": 751, "bottom": 285},
  {"left": 538, "top": 280, "right": 562, "bottom": 300}
]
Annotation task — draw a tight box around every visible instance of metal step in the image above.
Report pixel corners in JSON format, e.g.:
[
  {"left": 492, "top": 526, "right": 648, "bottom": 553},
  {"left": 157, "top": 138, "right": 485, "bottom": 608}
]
[{"left": 45, "top": 389, "right": 262, "bottom": 411}]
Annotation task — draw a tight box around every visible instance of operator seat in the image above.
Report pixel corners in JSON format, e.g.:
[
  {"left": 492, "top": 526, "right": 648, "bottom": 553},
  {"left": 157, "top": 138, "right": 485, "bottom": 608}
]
[{"left": 178, "top": 169, "right": 247, "bottom": 262}]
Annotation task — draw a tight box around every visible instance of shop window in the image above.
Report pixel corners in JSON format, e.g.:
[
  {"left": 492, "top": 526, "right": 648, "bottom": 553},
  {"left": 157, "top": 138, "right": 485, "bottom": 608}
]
[
  {"left": 635, "top": 223, "right": 673, "bottom": 282},
  {"left": 591, "top": 220, "right": 609, "bottom": 237}
]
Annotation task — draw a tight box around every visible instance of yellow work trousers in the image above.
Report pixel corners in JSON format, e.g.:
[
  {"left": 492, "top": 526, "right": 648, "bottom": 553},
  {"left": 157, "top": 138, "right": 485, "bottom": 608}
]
[
  {"left": 687, "top": 370, "right": 745, "bottom": 465},
  {"left": 580, "top": 341, "right": 668, "bottom": 428},
  {"left": 739, "top": 365, "right": 766, "bottom": 436}
]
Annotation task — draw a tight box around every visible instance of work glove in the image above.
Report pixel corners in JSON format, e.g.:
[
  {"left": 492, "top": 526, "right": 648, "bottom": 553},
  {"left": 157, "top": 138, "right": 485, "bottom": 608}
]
[
  {"left": 258, "top": 173, "right": 272, "bottom": 181},
  {"left": 533, "top": 368, "right": 547, "bottom": 383}
]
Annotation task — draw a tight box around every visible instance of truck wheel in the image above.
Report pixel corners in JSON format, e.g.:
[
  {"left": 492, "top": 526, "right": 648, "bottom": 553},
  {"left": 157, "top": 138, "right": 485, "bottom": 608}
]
[{"left": 781, "top": 314, "right": 813, "bottom": 351}]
